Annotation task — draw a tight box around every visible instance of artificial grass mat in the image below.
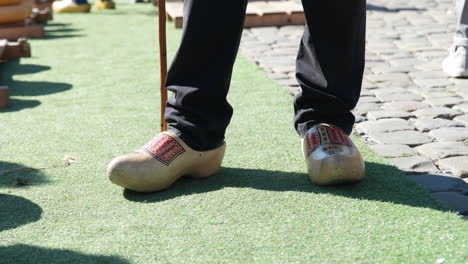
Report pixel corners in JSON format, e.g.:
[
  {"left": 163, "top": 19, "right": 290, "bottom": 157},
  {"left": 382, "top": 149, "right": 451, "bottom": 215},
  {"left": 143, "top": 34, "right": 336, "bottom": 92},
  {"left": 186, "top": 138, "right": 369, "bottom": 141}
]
[{"left": 0, "top": 2, "right": 467, "bottom": 263}]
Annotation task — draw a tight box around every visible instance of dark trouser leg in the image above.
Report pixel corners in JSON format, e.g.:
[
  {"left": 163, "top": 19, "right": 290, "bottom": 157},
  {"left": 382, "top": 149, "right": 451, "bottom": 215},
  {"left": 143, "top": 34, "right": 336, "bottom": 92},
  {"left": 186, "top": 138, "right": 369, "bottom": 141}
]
[
  {"left": 164, "top": 0, "right": 248, "bottom": 151},
  {"left": 294, "top": 1, "right": 366, "bottom": 136}
]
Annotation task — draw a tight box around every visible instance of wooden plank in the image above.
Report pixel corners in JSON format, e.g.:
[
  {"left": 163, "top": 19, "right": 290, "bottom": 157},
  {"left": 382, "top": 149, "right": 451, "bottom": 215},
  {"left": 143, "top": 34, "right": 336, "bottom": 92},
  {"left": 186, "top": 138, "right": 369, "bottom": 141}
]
[
  {"left": 166, "top": 2, "right": 184, "bottom": 28},
  {"left": 0, "top": 86, "right": 9, "bottom": 109},
  {"left": 0, "top": 39, "right": 6, "bottom": 58},
  {"left": 163, "top": 1, "right": 305, "bottom": 28},
  {"left": 0, "top": 23, "right": 44, "bottom": 41}
]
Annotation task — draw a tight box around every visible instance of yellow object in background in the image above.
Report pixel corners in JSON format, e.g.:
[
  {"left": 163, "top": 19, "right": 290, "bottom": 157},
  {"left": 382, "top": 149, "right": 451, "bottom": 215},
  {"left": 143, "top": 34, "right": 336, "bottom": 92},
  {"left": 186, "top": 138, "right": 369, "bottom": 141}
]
[
  {"left": 0, "top": 0, "right": 33, "bottom": 24},
  {"left": 95, "top": 0, "right": 115, "bottom": 10},
  {"left": 52, "top": 0, "right": 90, "bottom": 13}
]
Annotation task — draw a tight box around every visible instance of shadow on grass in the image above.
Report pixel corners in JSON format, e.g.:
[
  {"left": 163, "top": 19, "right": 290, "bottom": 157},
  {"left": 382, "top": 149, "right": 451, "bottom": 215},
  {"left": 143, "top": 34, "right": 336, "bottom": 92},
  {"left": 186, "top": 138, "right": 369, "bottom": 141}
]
[
  {"left": 0, "top": 60, "right": 72, "bottom": 97},
  {"left": 0, "top": 194, "right": 42, "bottom": 232},
  {"left": 0, "top": 98, "right": 41, "bottom": 112},
  {"left": 42, "top": 22, "right": 86, "bottom": 39},
  {"left": 0, "top": 161, "right": 50, "bottom": 187},
  {"left": 124, "top": 161, "right": 446, "bottom": 212},
  {"left": 0, "top": 244, "right": 130, "bottom": 264}
]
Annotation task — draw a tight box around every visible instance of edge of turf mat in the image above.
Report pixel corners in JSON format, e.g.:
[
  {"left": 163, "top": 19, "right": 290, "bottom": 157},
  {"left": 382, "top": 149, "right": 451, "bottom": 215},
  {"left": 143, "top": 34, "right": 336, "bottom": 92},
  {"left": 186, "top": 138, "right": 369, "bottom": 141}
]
[{"left": 1, "top": 3, "right": 467, "bottom": 264}]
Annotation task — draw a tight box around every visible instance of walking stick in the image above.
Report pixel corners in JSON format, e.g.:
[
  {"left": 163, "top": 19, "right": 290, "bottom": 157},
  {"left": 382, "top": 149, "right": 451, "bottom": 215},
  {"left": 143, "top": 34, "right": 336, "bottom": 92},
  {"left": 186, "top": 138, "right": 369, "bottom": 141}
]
[{"left": 158, "top": 0, "right": 168, "bottom": 131}]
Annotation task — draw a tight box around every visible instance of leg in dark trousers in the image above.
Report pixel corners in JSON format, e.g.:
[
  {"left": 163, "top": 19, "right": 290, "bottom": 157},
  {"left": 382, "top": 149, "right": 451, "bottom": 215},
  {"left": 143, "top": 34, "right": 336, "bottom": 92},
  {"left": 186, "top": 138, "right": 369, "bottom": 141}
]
[
  {"left": 165, "top": 0, "right": 248, "bottom": 151},
  {"left": 165, "top": 0, "right": 366, "bottom": 150},
  {"left": 107, "top": 0, "right": 368, "bottom": 192},
  {"left": 294, "top": 0, "right": 367, "bottom": 136}
]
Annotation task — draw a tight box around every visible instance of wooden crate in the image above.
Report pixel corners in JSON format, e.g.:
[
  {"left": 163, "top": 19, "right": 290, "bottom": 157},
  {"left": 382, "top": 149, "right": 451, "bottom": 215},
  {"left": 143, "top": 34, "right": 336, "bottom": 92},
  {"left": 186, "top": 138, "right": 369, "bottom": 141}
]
[{"left": 165, "top": 1, "right": 305, "bottom": 29}]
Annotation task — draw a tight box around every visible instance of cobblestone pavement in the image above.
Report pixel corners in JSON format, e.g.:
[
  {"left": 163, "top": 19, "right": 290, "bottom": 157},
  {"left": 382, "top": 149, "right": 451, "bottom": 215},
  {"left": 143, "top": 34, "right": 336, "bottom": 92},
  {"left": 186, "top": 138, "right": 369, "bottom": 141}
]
[{"left": 239, "top": 0, "right": 468, "bottom": 216}]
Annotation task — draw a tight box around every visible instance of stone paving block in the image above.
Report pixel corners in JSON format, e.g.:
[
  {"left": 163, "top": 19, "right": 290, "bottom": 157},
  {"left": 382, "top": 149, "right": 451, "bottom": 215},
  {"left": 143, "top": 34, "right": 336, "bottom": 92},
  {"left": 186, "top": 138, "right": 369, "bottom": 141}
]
[
  {"left": 415, "top": 62, "right": 444, "bottom": 71},
  {"left": 429, "top": 127, "right": 468, "bottom": 142},
  {"left": 409, "top": 174, "right": 468, "bottom": 193},
  {"left": 408, "top": 70, "right": 448, "bottom": 79},
  {"left": 367, "top": 110, "right": 414, "bottom": 121},
  {"left": 382, "top": 101, "right": 430, "bottom": 112},
  {"left": 275, "top": 78, "right": 299, "bottom": 87},
  {"left": 372, "top": 88, "right": 412, "bottom": 96},
  {"left": 271, "top": 65, "right": 295, "bottom": 74},
  {"left": 370, "top": 131, "right": 433, "bottom": 146},
  {"left": 359, "top": 89, "right": 374, "bottom": 97},
  {"left": 389, "top": 156, "right": 440, "bottom": 174},
  {"left": 415, "top": 142, "right": 468, "bottom": 160},
  {"left": 358, "top": 96, "right": 381, "bottom": 103},
  {"left": 376, "top": 93, "right": 423, "bottom": 102},
  {"left": 353, "top": 103, "right": 381, "bottom": 116},
  {"left": 257, "top": 56, "right": 294, "bottom": 67},
  {"left": 453, "top": 103, "right": 468, "bottom": 113},
  {"left": 356, "top": 118, "right": 415, "bottom": 135},
  {"left": 413, "top": 78, "right": 454, "bottom": 88},
  {"left": 413, "top": 106, "right": 462, "bottom": 119},
  {"left": 425, "top": 96, "right": 465, "bottom": 107},
  {"left": 266, "top": 72, "right": 289, "bottom": 80},
  {"left": 354, "top": 115, "right": 367, "bottom": 123},
  {"left": 365, "top": 73, "right": 412, "bottom": 83},
  {"left": 412, "top": 118, "right": 463, "bottom": 132},
  {"left": 420, "top": 90, "right": 457, "bottom": 98},
  {"left": 454, "top": 114, "right": 468, "bottom": 126},
  {"left": 371, "top": 65, "right": 414, "bottom": 74},
  {"left": 369, "top": 144, "right": 416, "bottom": 158},
  {"left": 431, "top": 192, "right": 468, "bottom": 215},
  {"left": 437, "top": 156, "right": 468, "bottom": 178}
]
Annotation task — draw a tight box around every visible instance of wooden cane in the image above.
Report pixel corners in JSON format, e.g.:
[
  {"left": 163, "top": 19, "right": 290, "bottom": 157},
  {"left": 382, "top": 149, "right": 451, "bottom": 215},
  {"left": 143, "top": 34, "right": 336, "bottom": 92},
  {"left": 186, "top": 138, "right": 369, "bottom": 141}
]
[{"left": 158, "top": 0, "right": 168, "bottom": 132}]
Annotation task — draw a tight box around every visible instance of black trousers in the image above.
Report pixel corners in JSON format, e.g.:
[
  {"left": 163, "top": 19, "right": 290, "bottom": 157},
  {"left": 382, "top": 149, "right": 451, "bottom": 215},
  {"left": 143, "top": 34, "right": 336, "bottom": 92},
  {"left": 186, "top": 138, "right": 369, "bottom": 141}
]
[{"left": 165, "top": 0, "right": 366, "bottom": 151}]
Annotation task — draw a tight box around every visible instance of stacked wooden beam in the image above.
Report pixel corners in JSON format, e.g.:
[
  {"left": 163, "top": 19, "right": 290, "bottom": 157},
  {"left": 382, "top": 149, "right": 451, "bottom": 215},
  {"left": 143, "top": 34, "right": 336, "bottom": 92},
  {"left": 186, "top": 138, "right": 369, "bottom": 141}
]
[
  {"left": 0, "top": 38, "right": 31, "bottom": 108},
  {"left": 165, "top": 1, "right": 305, "bottom": 29}
]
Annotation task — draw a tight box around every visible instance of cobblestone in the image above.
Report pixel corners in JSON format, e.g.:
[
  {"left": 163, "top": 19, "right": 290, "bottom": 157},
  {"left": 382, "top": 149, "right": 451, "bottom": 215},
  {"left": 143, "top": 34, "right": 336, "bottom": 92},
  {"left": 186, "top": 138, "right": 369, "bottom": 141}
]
[
  {"left": 412, "top": 118, "right": 463, "bottom": 132},
  {"left": 413, "top": 107, "right": 462, "bottom": 119},
  {"left": 437, "top": 156, "right": 468, "bottom": 178},
  {"left": 369, "top": 131, "right": 433, "bottom": 146},
  {"left": 369, "top": 144, "right": 416, "bottom": 158},
  {"left": 381, "top": 101, "right": 430, "bottom": 112},
  {"left": 389, "top": 156, "right": 440, "bottom": 174},
  {"left": 240, "top": 0, "right": 468, "bottom": 213},
  {"left": 415, "top": 142, "right": 468, "bottom": 160},
  {"left": 425, "top": 96, "right": 465, "bottom": 107},
  {"left": 429, "top": 127, "right": 468, "bottom": 142},
  {"left": 454, "top": 114, "right": 468, "bottom": 125},
  {"left": 356, "top": 118, "right": 414, "bottom": 135},
  {"left": 367, "top": 110, "right": 414, "bottom": 120}
]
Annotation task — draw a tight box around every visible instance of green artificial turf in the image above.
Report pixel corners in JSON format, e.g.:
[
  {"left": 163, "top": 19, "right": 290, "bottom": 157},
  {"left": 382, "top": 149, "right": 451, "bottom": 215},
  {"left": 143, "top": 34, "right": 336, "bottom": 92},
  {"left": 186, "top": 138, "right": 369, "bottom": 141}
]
[{"left": 0, "top": 2, "right": 467, "bottom": 263}]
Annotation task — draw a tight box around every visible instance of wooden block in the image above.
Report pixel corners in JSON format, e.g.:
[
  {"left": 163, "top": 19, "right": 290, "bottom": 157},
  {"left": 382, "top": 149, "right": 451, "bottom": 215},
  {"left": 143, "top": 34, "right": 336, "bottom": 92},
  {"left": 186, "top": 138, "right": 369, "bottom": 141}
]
[
  {"left": 0, "top": 39, "right": 6, "bottom": 58},
  {"left": 0, "top": 86, "right": 10, "bottom": 109},
  {"left": 0, "top": 22, "right": 44, "bottom": 41},
  {"left": 0, "top": 38, "right": 31, "bottom": 60},
  {"left": 166, "top": 2, "right": 184, "bottom": 28},
  {"left": 32, "top": 7, "right": 53, "bottom": 23}
]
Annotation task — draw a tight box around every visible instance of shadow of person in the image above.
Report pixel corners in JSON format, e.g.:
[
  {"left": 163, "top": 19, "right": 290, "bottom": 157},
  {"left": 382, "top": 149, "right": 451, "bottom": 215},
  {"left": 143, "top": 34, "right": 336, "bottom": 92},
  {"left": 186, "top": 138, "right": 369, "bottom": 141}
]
[
  {"left": 0, "top": 244, "right": 130, "bottom": 264},
  {"left": 124, "top": 161, "right": 446, "bottom": 212},
  {"left": 367, "top": 4, "right": 425, "bottom": 12},
  {"left": 0, "top": 161, "right": 50, "bottom": 187},
  {"left": 0, "top": 98, "right": 41, "bottom": 112},
  {"left": 0, "top": 194, "right": 42, "bottom": 232}
]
